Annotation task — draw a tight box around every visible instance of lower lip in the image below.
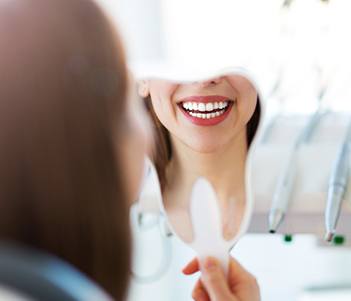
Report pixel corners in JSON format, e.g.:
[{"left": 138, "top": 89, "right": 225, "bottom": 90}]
[{"left": 179, "top": 102, "right": 233, "bottom": 126}]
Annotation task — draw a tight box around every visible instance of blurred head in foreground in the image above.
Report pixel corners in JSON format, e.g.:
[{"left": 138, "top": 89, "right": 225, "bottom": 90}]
[{"left": 0, "top": 0, "right": 149, "bottom": 299}]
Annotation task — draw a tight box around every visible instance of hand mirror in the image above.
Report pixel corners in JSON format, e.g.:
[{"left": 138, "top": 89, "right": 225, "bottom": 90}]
[{"left": 137, "top": 68, "right": 263, "bottom": 272}]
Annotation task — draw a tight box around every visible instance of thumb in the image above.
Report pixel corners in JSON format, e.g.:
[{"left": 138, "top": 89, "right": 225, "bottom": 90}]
[{"left": 200, "top": 257, "right": 234, "bottom": 301}]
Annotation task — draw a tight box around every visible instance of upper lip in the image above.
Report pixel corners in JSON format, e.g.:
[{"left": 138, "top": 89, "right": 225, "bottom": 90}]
[{"left": 177, "top": 95, "right": 233, "bottom": 104}]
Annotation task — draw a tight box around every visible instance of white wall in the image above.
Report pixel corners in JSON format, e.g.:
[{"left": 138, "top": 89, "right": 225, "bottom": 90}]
[{"left": 96, "top": 0, "right": 165, "bottom": 63}]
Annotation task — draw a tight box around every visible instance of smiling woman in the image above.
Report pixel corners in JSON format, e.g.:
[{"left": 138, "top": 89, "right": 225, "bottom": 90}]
[{"left": 138, "top": 73, "right": 260, "bottom": 243}]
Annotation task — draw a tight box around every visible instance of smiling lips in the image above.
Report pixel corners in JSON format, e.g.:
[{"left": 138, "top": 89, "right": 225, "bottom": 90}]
[{"left": 178, "top": 95, "right": 234, "bottom": 126}]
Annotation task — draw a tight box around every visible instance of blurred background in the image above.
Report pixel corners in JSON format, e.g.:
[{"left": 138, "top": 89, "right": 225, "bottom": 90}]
[
  {"left": 97, "top": 1, "right": 351, "bottom": 300},
  {"left": 99, "top": 0, "right": 351, "bottom": 112}
]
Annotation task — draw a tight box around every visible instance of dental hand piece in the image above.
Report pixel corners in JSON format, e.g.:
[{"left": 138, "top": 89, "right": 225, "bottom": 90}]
[
  {"left": 325, "top": 122, "right": 351, "bottom": 242},
  {"left": 296, "top": 109, "right": 328, "bottom": 146},
  {"left": 269, "top": 109, "right": 327, "bottom": 233},
  {"left": 261, "top": 114, "right": 279, "bottom": 144},
  {"left": 269, "top": 148, "right": 298, "bottom": 233}
]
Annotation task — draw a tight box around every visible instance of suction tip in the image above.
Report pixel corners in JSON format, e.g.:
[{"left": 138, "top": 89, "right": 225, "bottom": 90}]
[
  {"left": 268, "top": 210, "right": 284, "bottom": 234},
  {"left": 325, "top": 231, "right": 334, "bottom": 242}
]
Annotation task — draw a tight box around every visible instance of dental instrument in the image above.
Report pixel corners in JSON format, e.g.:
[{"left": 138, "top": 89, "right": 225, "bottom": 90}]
[
  {"left": 325, "top": 120, "right": 351, "bottom": 242},
  {"left": 269, "top": 109, "right": 328, "bottom": 233}
]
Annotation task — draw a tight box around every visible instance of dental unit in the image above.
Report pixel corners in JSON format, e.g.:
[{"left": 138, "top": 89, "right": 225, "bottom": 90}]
[{"left": 269, "top": 109, "right": 328, "bottom": 233}]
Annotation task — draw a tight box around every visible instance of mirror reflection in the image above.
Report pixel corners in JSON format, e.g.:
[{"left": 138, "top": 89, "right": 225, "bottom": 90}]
[{"left": 138, "top": 73, "right": 261, "bottom": 243}]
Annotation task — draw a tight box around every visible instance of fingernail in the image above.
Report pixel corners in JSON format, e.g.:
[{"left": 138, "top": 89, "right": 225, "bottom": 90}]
[{"left": 204, "top": 257, "right": 217, "bottom": 271}]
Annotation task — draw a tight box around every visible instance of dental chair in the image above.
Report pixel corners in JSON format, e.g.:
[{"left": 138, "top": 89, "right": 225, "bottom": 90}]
[{"left": 0, "top": 243, "right": 112, "bottom": 301}]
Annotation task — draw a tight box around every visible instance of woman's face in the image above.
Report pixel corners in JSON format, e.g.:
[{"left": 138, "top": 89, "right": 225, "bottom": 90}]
[{"left": 139, "top": 75, "right": 258, "bottom": 153}]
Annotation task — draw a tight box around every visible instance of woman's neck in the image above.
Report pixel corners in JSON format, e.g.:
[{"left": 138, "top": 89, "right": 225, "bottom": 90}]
[{"left": 164, "top": 130, "right": 247, "bottom": 209}]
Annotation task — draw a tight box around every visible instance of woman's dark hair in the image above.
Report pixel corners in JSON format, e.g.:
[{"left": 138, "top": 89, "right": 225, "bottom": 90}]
[
  {"left": 0, "top": 0, "right": 130, "bottom": 299},
  {"left": 145, "top": 95, "right": 261, "bottom": 190}
]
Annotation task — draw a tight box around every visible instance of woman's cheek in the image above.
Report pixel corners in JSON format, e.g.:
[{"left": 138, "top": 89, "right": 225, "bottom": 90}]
[{"left": 237, "top": 86, "right": 257, "bottom": 123}]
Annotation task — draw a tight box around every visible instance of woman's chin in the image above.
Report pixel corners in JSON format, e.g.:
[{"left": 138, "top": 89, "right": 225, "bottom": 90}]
[{"left": 183, "top": 139, "right": 228, "bottom": 154}]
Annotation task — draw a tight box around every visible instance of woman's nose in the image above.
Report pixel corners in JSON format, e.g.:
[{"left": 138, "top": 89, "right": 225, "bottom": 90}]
[{"left": 198, "top": 77, "right": 222, "bottom": 87}]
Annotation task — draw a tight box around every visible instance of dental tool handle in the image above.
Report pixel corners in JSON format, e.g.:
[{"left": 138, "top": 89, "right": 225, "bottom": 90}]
[
  {"left": 325, "top": 141, "right": 351, "bottom": 241},
  {"left": 269, "top": 149, "right": 297, "bottom": 232},
  {"left": 331, "top": 142, "right": 351, "bottom": 188},
  {"left": 325, "top": 185, "right": 345, "bottom": 241},
  {"left": 297, "top": 109, "right": 326, "bottom": 146}
]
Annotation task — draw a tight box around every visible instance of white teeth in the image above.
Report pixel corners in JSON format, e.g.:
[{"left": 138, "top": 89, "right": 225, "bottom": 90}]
[
  {"left": 220, "top": 102, "right": 229, "bottom": 109},
  {"left": 181, "top": 100, "right": 230, "bottom": 121},
  {"left": 188, "top": 109, "right": 225, "bottom": 119},
  {"left": 198, "top": 103, "right": 206, "bottom": 112},
  {"left": 182, "top": 101, "right": 229, "bottom": 112},
  {"left": 206, "top": 103, "right": 214, "bottom": 111}
]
